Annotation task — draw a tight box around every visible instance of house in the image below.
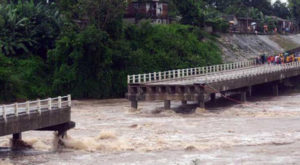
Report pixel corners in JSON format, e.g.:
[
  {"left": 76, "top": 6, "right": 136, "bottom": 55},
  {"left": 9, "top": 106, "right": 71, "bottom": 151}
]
[
  {"left": 124, "top": 0, "right": 169, "bottom": 24},
  {"left": 270, "top": 16, "right": 298, "bottom": 34},
  {"left": 223, "top": 15, "right": 256, "bottom": 33},
  {"left": 236, "top": 17, "right": 258, "bottom": 33}
]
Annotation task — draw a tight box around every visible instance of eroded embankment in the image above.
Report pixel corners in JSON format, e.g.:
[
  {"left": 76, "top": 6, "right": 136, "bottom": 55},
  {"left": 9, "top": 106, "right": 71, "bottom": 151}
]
[{"left": 219, "top": 34, "right": 300, "bottom": 62}]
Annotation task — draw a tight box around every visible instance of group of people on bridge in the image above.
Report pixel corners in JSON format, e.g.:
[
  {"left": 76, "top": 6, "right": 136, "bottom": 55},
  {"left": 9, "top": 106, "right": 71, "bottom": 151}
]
[{"left": 256, "top": 52, "right": 299, "bottom": 65}]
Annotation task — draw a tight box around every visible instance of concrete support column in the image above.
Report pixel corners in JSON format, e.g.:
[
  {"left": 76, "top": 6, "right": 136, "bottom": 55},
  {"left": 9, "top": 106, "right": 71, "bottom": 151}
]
[
  {"left": 12, "top": 133, "right": 26, "bottom": 149},
  {"left": 131, "top": 100, "right": 138, "bottom": 109},
  {"left": 210, "top": 93, "right": 216, "bottom": 102},
  {"left": 247, "top": 86, "right": 252, "bottom": 97},
  {"left": 197, "top": 94, "right": 205, "bottom": 109},
  {"left": 198, "top": 100, "right": 205, "bottom": 109},
  {"left": 273, "top": 83, "right": 279, "bottom": 96},
  {"left": 196, "top": 85, "right": 205, "bottom": 109},
  {"left": 164, "top": 100, "right": 171, "bottom": 109},
  {"left": 240, "top": 91, "right": 247, "bottom": 102},
  {"left": 181, "top": 100, "right": 187, "bottom": 105},
  {"left": 13, "top": 133, "right": 22, "bottom": 141}
]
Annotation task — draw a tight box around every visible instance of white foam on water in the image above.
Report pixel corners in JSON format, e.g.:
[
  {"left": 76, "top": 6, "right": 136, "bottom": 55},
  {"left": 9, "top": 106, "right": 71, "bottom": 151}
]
[
  {"left": 61, "top": 130, "right": 132, "bottom": 152},
  {"left": 0, "top": 159, "right": 13, "bottom": 165}
]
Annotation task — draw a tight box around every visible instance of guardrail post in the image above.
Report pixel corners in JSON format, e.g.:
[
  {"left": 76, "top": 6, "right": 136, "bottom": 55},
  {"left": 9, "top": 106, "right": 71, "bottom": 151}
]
[
  {"left": 26, "top": 101, "right": 30, "bottom": 114},
  {"left": 158, "top": 72, "right": 162, "bottom": 80},
  {"left": 173, "top": 70, "right": 176, "bottom": 79},
  {"left": 14, "top": 103, "right": 18, "bottom": 117},
  {"left": 68, "top": 95, "right": 72, "bottom": 107},
  {"left": 37, "top": 99, "right": 41, "bottom": 114},
  {"left": 58, "top": 96, "right": 62, "bottom": 108},
  {"left": 2, "top": 106, "right": 6, "bottom": 122},
  {"left": 149, "top": 73, "right": 152, "bottom": 82},
  {"left": 48, "top": 98, "right": 52, "bottom": 110},
  {"left": 177, "top": 69, "right": 181, "bottom": 78},
  {"left": 127, "top": 75, "right": 130, "bottom": 84}
]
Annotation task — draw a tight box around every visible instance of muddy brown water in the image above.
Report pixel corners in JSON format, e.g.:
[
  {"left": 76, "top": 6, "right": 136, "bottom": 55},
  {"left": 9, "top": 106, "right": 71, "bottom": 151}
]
[{"left": 1, "top": 90, "right": 300, "bottom": 165}]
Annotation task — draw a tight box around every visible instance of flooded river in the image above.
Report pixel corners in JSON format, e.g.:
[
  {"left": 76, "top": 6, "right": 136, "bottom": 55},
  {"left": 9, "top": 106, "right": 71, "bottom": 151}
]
[{"left": 1, "top": 89, "right": 300, "bottom": 164}]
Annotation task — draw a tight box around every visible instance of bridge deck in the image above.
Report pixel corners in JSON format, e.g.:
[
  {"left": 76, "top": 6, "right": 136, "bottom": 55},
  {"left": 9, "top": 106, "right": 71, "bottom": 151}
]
[
  {"left": 0, "top": 95, "right": 74, "bottom": 141},
  {"left": 0, "top": 96, "right": 70, "bottom": 117},
  {"left": 127, "top": 61, "right": 300, "bottom": 109},
  {"left": 145, "top": 65, "right": 267, "bottom": 86}
]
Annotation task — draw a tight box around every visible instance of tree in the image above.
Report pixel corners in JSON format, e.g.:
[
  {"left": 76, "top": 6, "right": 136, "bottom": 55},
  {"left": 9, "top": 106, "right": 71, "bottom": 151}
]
[
  {"left": 49, "top": 26, "right": 113, "bottom": 98},
  {"left": 289, "top": 0, "right": 300, "bottom": 27},
  {"left": 78, "top": 0, "right": 126, "bottom": 39},
  {"left": 172, "top": 0, "right": 206, "bottom": 26},
  {"left": 272, "top": 0, "right": 291, "bottom": 19},
  {"left": 0, "top": 1, "right": 62, "bottom": 58}
]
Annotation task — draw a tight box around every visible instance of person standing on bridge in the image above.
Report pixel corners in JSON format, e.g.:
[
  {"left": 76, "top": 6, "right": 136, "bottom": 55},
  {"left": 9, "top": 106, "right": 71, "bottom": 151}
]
[
  {"left": 271, "top": 55, "right": 275, "bottom": 64},
  {"left": 275, "top": 55, "right": 280, "bottom": 64},
  {"left": 267, "top": 56, "right": 272, "bottom": 64}
]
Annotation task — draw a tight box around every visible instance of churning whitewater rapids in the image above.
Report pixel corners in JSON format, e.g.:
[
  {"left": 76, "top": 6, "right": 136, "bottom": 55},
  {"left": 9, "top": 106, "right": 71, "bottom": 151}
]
[{"left": 1, "top": 88, "right": 300, "bottom": 164}]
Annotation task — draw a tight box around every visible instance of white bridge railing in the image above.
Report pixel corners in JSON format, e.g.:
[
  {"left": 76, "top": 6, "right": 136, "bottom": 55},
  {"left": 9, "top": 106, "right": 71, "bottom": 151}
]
[
  {"left": 128, "top": 59, "right": 257, "bottom": 84},
  {"left": 203, "top": 61, "right": 300, "bottom": 84},
  {"left": 0, "top": 95, "right": 71, "bottom": 122}
]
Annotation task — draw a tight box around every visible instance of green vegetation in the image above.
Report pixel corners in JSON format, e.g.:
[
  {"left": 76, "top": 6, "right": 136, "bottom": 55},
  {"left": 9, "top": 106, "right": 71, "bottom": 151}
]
[
  {"left": 0, "top": 0, "right": 299, "bottom": 101},
  {"left": 289, "top": 0, "right": 300, "bottom": 27},
  {"left": 0, "top": 0, "right": 222, "bottom": 101}
]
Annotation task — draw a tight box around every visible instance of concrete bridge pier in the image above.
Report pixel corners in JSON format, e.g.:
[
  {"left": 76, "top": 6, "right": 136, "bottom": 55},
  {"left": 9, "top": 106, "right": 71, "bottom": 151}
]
[
  {"left": 11, "top": 133, "right": 31, "bottom": 149},
  {"left": 210, "top": 93, "right": 216, "bottom": 103},
  {"left": 12, "top": 133, "right": 22, "bottom": 147},
  {"left": 247, "top": 86, "right": 252, "bottom": 97},
  {"left": 164, "top": 100, "right": 171, "bottom": 110},
  {"left": 131, "top": 100, "right": 138, "bottom": 109},
  {"left": 197, "top": 94, "right": 205, "bottom": 109},
  {"left": 13, "top": 133, "right": 22, "bottom": 141},
  {"left": 273, "top": 83, "right": 279, "bottom": 96},
  {"left": 38, "top": 121, "right": 75, "bottom": 146},
  {"left": 240, "top": 91, "right": 247, "bottom": 102},
  {"left": 182, "top": 100, "right": 187, "bottom": 105}
]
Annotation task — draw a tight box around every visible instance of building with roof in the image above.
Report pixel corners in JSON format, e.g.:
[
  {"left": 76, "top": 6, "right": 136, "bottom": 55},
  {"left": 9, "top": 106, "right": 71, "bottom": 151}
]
[{"left": 124, "top": 0, "right": 169, "bottom": 24}]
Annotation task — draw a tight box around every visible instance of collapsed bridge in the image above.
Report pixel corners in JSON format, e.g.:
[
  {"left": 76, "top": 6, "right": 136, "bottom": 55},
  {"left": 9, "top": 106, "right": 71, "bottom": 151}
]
[
  {"left": 0, "top": 95, "right": 75, "bottom": 146},
  {"left": 127, "top": 58, "right": 300, "bottom": 110}
]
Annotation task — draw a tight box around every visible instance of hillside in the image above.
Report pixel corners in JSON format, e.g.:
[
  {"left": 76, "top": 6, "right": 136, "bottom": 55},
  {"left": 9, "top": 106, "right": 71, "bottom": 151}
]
[{"left": 219, "top": 34, "right": 300, "bottom": 62}]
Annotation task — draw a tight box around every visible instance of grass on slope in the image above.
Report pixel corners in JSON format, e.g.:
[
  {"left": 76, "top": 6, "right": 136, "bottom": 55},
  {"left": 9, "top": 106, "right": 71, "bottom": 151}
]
[{"left": 269, "top": 35, "right": 299, "bottom": 51}]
